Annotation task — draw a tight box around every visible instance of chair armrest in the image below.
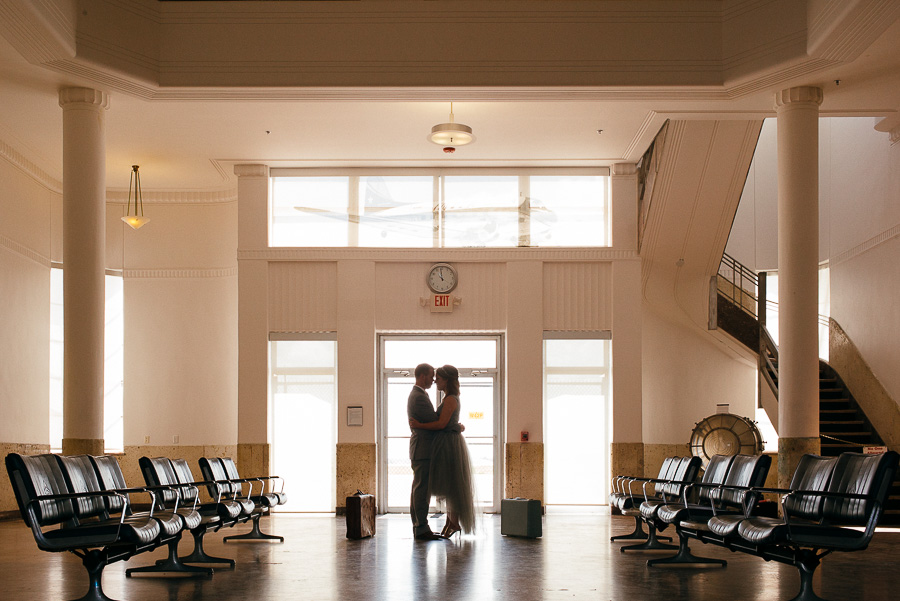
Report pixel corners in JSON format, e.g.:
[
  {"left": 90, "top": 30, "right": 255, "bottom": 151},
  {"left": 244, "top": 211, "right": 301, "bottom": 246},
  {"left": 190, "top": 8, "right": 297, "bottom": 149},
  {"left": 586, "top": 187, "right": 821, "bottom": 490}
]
[{"left": 26, "top": 491, "right": 129, "bottom": 550}]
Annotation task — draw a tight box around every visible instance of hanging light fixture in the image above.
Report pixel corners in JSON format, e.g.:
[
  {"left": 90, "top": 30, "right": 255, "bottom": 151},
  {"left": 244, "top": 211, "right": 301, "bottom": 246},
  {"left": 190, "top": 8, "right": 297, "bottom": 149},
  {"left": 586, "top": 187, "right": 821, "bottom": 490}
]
[
  {"left": 121, "top": 164, "right": 149, "bottom": 229},
  {"left": 428, "top": 102, "right": 475, "bottom": 153}
]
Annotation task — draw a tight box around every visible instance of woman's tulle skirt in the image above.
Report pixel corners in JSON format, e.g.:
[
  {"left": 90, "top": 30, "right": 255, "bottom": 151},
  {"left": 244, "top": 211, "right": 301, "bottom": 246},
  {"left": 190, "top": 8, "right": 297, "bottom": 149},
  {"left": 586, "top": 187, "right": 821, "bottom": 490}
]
[{"left": 428, "top": 430, "right": 477, "bottom": 533}]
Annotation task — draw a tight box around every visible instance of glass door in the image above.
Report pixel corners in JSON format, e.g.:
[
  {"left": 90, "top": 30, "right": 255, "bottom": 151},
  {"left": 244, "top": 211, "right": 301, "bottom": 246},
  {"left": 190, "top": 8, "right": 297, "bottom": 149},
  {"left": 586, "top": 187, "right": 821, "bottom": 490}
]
[{"left": 379, "top": 336, "right": 502, "bottom": 513}]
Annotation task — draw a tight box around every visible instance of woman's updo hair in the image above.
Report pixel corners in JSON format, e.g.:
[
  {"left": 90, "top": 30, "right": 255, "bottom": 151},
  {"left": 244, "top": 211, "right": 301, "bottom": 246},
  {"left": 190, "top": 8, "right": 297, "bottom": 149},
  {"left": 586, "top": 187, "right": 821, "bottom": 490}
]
[{"left": 437, "top": 364, "right": 460, "bottom": 397}]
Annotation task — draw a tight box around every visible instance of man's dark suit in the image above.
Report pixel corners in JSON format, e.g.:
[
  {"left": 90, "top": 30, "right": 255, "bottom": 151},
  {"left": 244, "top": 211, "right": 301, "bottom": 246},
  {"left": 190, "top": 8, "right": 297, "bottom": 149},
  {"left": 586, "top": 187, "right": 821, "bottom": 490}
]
[{"left": 408, "top": 385, "right": 438, "bottom": 536}]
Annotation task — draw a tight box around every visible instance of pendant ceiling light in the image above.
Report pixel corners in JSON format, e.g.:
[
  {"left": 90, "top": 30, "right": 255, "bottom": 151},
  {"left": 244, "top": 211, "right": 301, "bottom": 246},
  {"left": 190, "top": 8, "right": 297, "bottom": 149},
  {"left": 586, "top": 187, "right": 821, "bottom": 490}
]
[
  {"left": 428, "top": 102, "right": 474, "bottom": 153},
  {"left": 121, "top": 164, "right": 149, "bottom": 229}
]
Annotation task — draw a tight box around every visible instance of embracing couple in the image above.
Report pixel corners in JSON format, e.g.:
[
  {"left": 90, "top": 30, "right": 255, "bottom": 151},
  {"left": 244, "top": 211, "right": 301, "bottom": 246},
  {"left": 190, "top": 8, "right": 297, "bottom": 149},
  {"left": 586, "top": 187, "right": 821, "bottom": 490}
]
[{"left": 407, "top": 363, "right": 477, "bottom": 540}]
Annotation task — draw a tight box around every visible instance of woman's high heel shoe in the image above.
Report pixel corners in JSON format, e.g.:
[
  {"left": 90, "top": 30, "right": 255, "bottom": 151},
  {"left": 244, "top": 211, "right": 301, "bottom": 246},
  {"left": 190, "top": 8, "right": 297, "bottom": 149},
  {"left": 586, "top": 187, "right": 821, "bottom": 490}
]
[{"left": 442, "top": 525, "right": 461, "bottom": 539}]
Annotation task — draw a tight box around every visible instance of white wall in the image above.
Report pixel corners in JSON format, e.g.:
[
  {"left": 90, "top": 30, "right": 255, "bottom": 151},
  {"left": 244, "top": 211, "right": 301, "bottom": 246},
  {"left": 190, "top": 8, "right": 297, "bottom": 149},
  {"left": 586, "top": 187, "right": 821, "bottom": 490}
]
[
  {"left": 0, "top": 156, "right": 53, "bottom": 444},
  {"left": 120, "top": 201, "right": 239, "bottom": 447},
  {"left": 727, "top": 117, "right": 896, "bottom": 271},
  {"left": 641, "top": 303, "right": 757, "bottom": 443},
  {"left": 830, "top": 131, "right": 900, "bottom": 406}
]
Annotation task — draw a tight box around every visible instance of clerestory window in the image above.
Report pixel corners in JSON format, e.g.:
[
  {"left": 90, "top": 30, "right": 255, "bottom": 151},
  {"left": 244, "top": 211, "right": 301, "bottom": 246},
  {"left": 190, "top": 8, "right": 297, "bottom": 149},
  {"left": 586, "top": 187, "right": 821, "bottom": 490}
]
[{"left": 270, "top": 169, "right": 610, "bottom": 248}]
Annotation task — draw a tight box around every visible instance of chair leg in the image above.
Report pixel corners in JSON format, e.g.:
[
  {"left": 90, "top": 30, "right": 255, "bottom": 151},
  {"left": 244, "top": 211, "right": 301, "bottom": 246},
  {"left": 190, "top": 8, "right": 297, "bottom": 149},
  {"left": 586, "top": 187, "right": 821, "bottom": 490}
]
[
  {"left": 620, "top": 521, "right": 679, "bottom": 553},
  {"left": 180, "top": 528, "right": 236, "bottom": 569},
  {"left": 647, "top": 531, "right": 727, "bottom": 568},
  {"left": 224, "top": 513, "right": 284, "bottom": 543},
  {"left": 127, "top": 536, "right": 214, "bottom": 578},
  {"left": 789, "top": 550, "right": 830, "bottom": 601},
  {"left": 76, "top": 550, "right": 116, "bottom": 601},
  {"left": 610, "top": 515, "right": 672, "bottom": 542},
  {"left": 610, "top": 515, "right": 648, "bottom": 542}
]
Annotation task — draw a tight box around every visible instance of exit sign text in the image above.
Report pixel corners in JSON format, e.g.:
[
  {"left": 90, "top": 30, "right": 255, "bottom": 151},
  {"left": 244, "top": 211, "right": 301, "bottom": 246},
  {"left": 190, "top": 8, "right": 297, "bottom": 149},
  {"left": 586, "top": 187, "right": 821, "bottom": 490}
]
[{"left": 431, "top": 294, "right": 453, "bottom": 313}]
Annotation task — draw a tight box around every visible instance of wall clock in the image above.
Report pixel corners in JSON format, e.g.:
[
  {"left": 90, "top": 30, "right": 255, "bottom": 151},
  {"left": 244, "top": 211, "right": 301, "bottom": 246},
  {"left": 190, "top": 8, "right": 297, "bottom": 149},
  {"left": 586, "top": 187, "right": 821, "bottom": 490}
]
[{"left": 427, "top": 263, "right": 458, "bottom": 294}]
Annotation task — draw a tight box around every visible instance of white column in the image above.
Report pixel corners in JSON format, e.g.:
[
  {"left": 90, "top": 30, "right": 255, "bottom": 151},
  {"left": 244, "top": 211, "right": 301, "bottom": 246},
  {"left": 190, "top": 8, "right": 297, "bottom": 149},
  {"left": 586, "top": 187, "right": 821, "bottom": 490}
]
[
  {"left": 609, "top": 163, "right": 643, "bottom": 476},
  {"left": 59, "top": 87, "right": 109, "bottom": 455},
  {"left": 235, "top": 164, "right": 271, "bottom": 473},
  {"left": 775, "top": 86, "right": 823, "bottom": 482}
]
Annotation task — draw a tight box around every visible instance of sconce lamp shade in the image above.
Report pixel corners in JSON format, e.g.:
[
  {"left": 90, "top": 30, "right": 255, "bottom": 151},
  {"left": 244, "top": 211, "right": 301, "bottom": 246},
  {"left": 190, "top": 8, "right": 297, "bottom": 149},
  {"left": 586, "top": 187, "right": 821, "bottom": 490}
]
[
  {"left": 122, "top": 215, "right": 150, "bottom": 229},
  {"left": 121, "top": 164, "right": 149, "bottom": 229}
]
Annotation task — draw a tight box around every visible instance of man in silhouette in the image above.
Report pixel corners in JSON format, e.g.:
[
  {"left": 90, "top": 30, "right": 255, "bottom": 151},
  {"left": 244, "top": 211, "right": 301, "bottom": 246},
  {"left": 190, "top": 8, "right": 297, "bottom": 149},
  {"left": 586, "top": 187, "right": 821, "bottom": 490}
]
[{"left": 408, "top": 363, "right": 443, "bottom": 540}]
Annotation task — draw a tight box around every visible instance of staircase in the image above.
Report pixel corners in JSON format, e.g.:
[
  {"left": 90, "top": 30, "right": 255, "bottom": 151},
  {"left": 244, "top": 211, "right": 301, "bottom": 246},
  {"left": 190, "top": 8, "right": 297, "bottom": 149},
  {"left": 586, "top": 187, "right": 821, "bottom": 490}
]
[{"left": 715, "top": 254, "right": 900, "bottom": 524}]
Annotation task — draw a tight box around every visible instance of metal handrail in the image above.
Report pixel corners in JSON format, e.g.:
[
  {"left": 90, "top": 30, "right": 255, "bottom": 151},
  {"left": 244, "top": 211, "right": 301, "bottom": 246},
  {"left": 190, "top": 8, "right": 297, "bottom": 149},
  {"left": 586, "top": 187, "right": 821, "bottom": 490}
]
[
  {"left": 760, "top": 323, "right": 779, "bottom": 397},
  {"left": 718, "top": 252, "right": 759, "bottom": 318}
]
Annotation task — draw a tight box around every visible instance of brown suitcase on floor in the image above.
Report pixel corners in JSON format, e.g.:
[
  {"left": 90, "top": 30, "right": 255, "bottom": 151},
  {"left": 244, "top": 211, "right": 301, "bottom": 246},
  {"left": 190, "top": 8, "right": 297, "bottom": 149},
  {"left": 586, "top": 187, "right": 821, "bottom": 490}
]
[{"left": 346, "top": 491, "right": 376, "bottom": 539}]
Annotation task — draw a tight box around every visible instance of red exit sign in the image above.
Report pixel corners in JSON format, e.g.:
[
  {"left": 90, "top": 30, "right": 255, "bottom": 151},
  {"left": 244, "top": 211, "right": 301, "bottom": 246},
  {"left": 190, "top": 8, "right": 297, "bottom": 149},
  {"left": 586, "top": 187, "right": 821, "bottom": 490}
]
[{"left": 431, "top": 294, "right": 453, "bottom": 313}]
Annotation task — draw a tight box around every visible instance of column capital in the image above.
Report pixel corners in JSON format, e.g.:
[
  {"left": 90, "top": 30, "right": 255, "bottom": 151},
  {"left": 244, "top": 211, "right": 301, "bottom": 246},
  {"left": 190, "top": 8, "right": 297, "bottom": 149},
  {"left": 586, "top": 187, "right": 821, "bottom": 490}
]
[
  {"left": 58, "top": 87, "right": 109, "bottom": 109},
  {"left": 612, "top": 162, "right": 638, "bottom": 176},
  {"left": 774, "top": 86, "right": 823, "bottom": 110},
  {"left": 234, "top": 164, "right": 269, "bottom": 178}
]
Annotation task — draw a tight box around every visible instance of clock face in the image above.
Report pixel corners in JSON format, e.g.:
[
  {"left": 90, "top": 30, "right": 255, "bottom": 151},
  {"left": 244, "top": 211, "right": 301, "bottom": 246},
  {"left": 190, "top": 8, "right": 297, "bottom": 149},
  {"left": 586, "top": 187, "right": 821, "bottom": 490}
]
[{"left": 428, "top": 263, "right": 457, "bottom": 294}]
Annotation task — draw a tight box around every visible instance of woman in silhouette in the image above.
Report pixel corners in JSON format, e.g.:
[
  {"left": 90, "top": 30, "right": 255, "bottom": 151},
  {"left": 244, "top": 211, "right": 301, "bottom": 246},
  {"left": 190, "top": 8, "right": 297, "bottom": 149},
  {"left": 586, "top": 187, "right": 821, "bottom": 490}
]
[{"left": 409, "top": 364, "right": 477, "bottom": 537}]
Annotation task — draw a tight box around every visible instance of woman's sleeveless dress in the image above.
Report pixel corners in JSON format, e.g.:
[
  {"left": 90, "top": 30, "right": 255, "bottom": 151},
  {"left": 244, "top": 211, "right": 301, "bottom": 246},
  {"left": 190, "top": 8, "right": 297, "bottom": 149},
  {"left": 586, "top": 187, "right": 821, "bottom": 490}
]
[{"left": 428, "top": 397, "right": 477, "bottom": 533}]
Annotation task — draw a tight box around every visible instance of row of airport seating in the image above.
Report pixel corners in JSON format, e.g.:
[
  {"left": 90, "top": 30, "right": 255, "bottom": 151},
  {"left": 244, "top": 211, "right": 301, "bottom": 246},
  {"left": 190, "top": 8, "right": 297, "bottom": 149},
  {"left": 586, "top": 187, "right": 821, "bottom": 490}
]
[
  {"left": 609, "top": 450, "right": 898, "bottom": 601},
  {"left": 4, "top": 453, "right": 286, "bottom": 601}
]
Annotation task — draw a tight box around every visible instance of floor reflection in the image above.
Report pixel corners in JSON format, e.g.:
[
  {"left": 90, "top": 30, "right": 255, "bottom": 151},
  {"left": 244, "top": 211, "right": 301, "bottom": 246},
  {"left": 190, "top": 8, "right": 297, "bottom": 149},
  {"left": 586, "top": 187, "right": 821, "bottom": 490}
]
[{"left": 1, "top": 513, "right": 898, "bottom": 600}]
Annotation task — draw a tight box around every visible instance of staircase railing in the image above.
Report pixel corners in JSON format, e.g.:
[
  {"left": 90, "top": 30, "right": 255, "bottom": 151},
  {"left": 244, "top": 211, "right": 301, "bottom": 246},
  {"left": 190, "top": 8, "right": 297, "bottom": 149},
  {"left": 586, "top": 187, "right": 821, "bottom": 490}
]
[
  {"left": 759, "top": 320, "right": 779, "bottom": 396},
  {"left": 717, "top": 253, "right": 778, "bottom": 396},
  {"left": 718, "top": 252, "right": 759, "bottom": 318}
]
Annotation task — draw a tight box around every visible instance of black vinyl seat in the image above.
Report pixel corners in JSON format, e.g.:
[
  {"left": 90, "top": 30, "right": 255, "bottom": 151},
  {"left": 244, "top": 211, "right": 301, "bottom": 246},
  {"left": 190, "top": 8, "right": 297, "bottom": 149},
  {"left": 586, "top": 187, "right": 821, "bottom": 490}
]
[
  {"left": 622, "top": 455, "right": 701, "bottom": 553},
  {"left": 609, "top": 456, "right": 678, "bottom": 543},
  {"left": 707, "top": 454, "right": 835, "bottom": 540},
  {"left": 139, "top": 456, "right": 239, "bottom": 570},
  {"left": 5, "top": 452, "right": 162, "bottom": 601},
  {"left": 83, "top": 454, "right": 212, "bottom": 578},
  {"left": 221, "top": 457, "right": 288, "bottom": 506},
  {"left": 729, "top": 452, "right": 898, "bottom": 601},
  {"left": 650, "top": 453, "right": 771, "bottom": 568},
  {"left": 200, "top": 456, "right": 286, "bottom": 542},
  {"left": 662, "top": 451, "right": 898, "bottom": 601}
]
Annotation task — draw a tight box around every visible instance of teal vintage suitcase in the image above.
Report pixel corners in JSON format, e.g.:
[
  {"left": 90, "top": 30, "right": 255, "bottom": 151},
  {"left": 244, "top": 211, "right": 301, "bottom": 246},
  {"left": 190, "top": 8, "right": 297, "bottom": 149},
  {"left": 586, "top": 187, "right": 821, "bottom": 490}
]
[{"left": 501, "top": 497, "right": 542, "bottom": 538}]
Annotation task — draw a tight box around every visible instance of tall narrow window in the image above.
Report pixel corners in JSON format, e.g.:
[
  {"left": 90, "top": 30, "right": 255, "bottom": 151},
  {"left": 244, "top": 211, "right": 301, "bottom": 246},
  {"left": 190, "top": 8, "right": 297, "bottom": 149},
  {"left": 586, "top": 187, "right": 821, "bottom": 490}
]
[
  {"left": 543, "top": 336, "right": 611, "bottom": 507},
  {"left": 270, "top": 339, "right": 338, "bottom": 512},
  {"left": 49, "top": 267, "right": 63, "bottom": 452},
  {"left": 49, "top": 267, "right": 124, "bottom": 453},
  {"left": 104, "top": 274, "right": 124, "bottom": 452}
]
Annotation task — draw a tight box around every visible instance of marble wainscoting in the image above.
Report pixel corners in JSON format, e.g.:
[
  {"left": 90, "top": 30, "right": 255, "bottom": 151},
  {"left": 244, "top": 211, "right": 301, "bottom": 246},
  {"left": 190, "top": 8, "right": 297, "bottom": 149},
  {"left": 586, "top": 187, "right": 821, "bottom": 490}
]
[
  {"left": 61, "top": 438, "right": 104, "bottom": 456},
  {"left": 505, "top": 442, "right": 543, "bottom": 503},
  {"left": 610, "top": 442, "right": 643, "bottom": 484},
  {"left": 237, "top": 443, "right": 270, "bottom": 481},
  {"left": 0, "top": 442, "right": 51, "bottom": 516},
  {"left": 336, "top": 442, "right": 376, "bottom": 514},
  {"left": 643, "top": 443, "right": 690, "bottom": 478}
]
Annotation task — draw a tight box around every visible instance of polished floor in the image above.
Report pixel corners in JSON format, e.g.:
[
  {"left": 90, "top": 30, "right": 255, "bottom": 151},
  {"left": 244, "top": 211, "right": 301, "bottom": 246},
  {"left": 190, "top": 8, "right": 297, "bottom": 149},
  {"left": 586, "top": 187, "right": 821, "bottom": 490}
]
[{"left": 1, "top": 512, "right": 898, "bottom": 601}]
